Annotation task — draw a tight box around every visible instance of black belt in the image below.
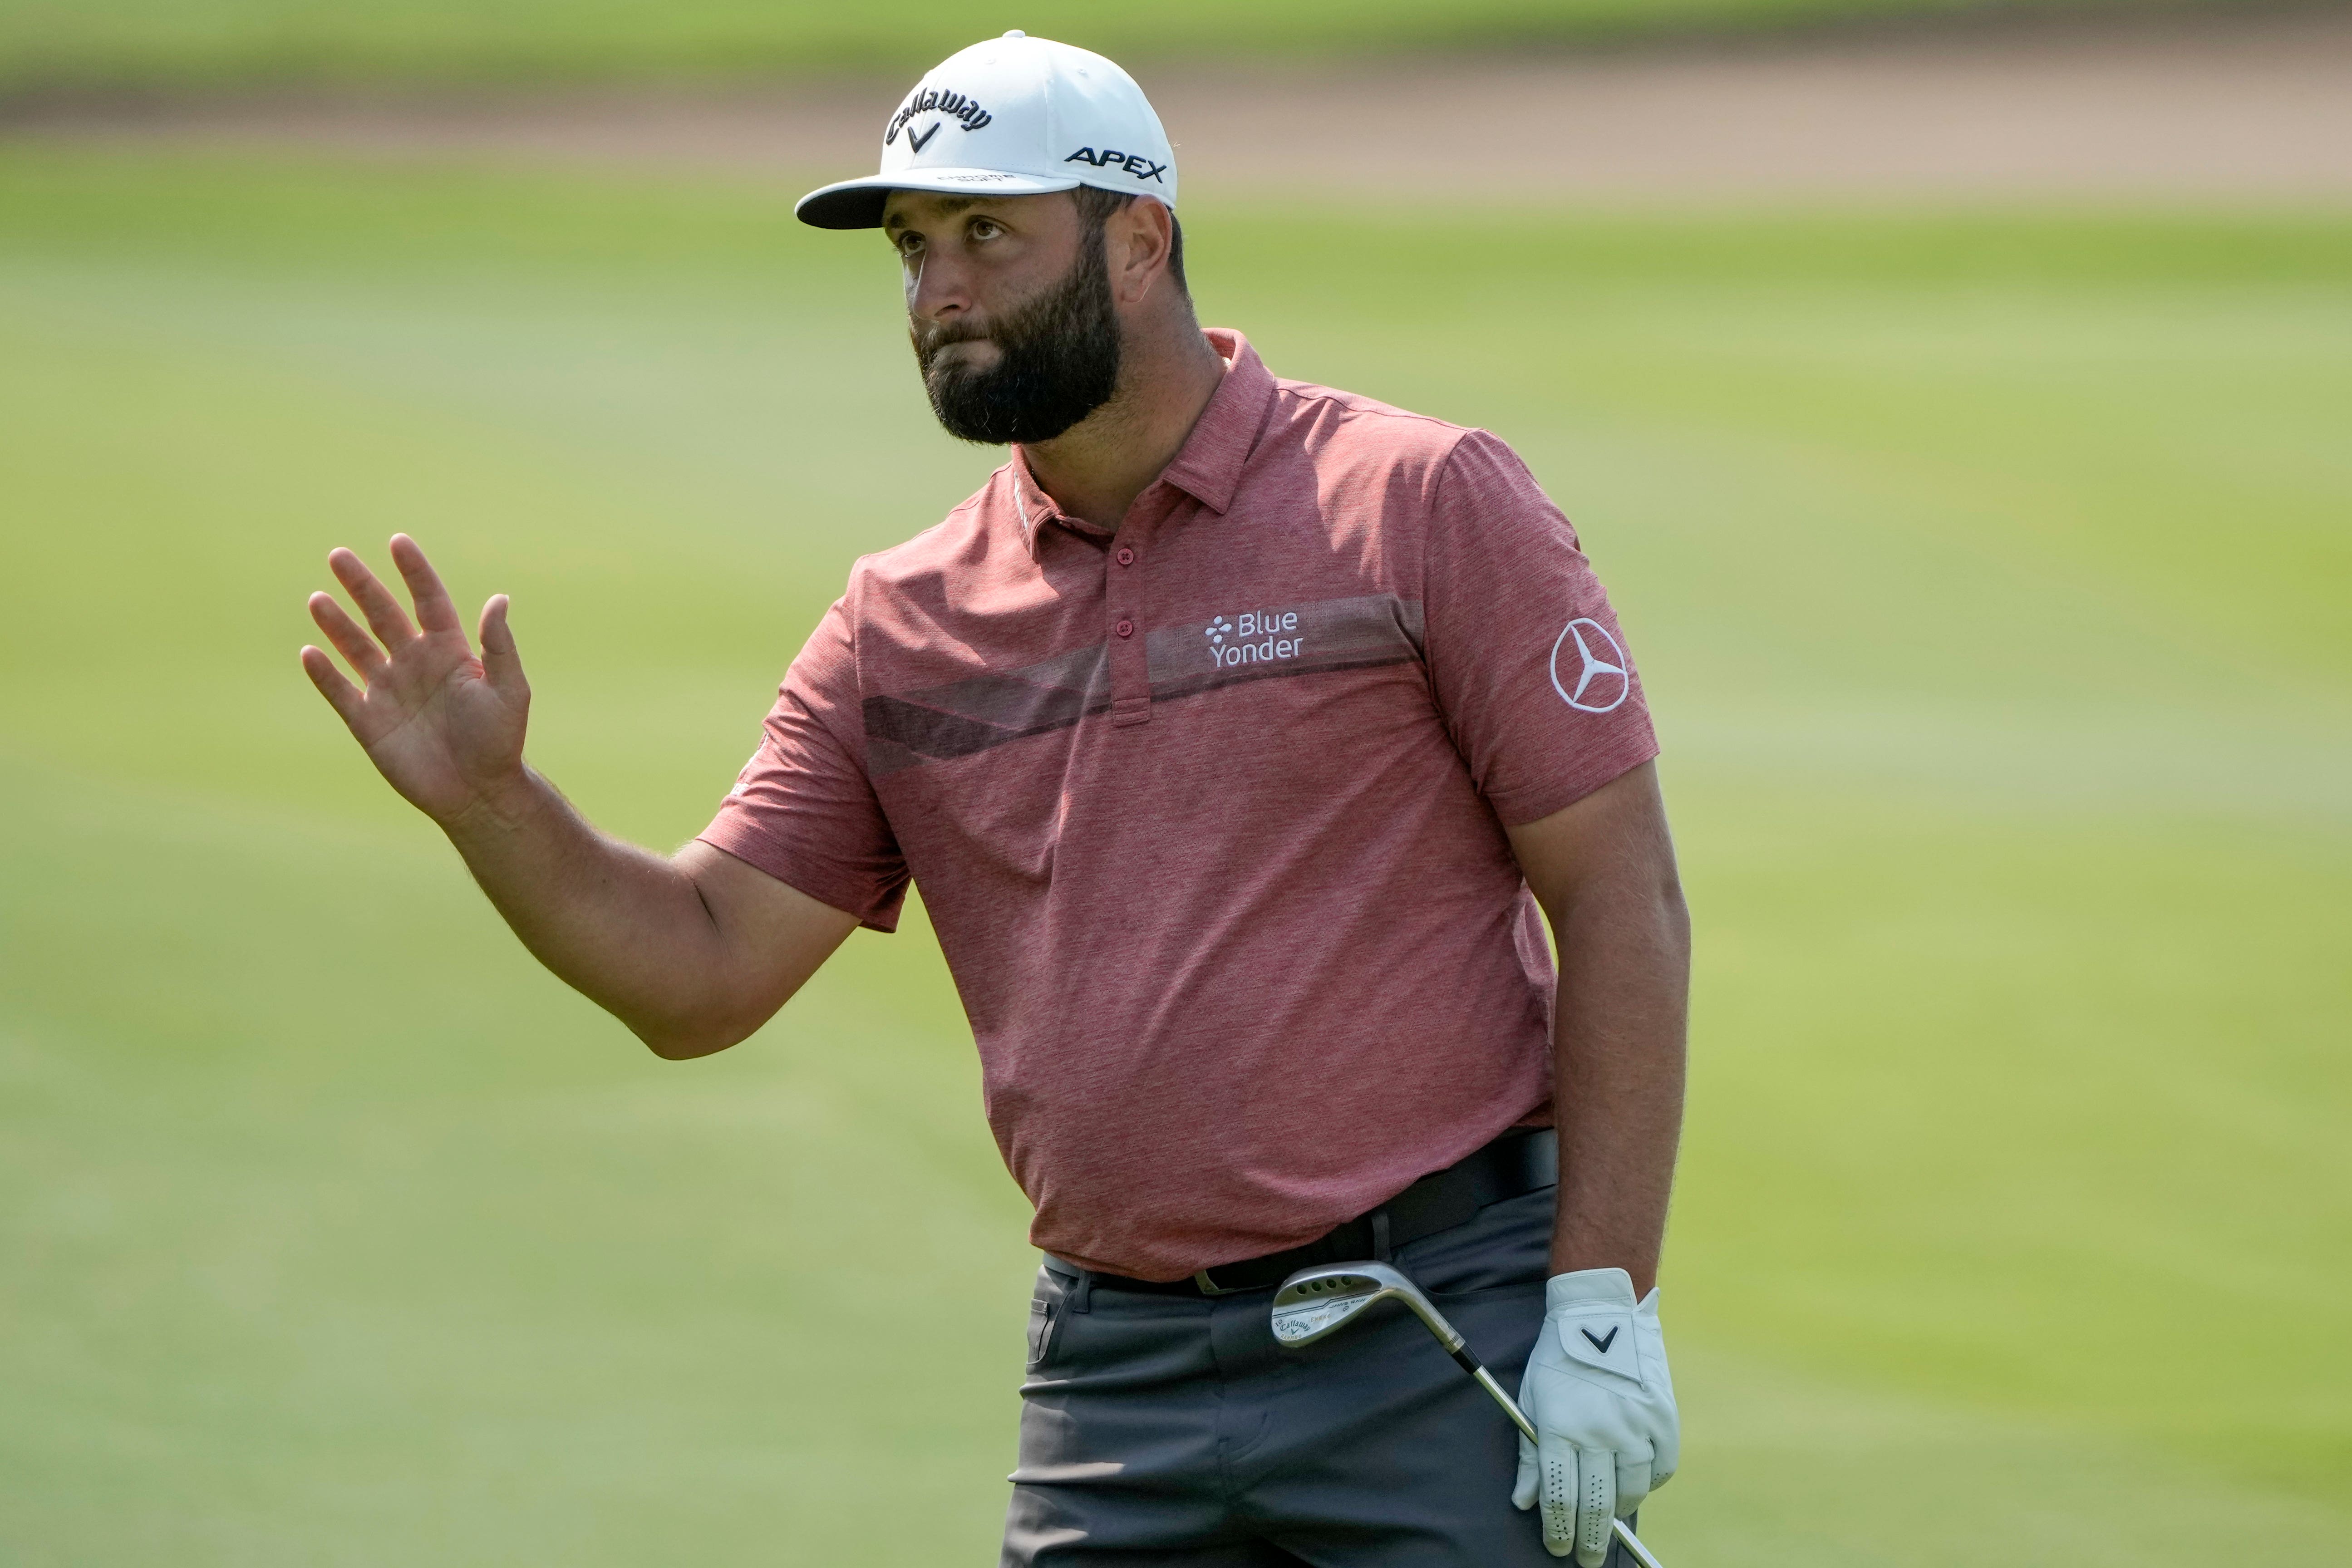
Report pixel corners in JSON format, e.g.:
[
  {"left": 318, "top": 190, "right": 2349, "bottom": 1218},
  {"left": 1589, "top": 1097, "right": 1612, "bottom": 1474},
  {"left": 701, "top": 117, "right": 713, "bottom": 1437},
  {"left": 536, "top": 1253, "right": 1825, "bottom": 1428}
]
[{"left": 1066, "top": 1127, "right": 1557, "bottom": 1298}]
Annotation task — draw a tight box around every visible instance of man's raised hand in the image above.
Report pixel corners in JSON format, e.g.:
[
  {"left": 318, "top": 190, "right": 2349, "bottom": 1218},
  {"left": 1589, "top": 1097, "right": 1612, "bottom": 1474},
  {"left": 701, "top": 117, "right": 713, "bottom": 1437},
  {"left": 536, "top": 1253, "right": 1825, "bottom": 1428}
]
[{"left": 301, "top": 535, "right": 531, "bottom": 827}]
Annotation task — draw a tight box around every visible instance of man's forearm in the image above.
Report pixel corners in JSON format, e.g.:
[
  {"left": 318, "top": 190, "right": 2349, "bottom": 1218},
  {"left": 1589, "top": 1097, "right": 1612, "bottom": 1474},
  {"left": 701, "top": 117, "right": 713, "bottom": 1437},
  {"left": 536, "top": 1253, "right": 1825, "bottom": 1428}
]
[
  {"left": 440, "top": 768, "right": 746, "bottom": 1054},
  {"left": 1545, "top": 875, "right": 1690, "bottom": 1293}
]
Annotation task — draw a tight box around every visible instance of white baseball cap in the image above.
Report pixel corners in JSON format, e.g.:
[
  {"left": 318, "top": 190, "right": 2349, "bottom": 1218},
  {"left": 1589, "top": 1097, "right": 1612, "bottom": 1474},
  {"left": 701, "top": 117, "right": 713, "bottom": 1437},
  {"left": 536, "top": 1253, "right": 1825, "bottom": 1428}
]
[{"left": 796, "top": 31, "right": 1177, "bottom": 230}]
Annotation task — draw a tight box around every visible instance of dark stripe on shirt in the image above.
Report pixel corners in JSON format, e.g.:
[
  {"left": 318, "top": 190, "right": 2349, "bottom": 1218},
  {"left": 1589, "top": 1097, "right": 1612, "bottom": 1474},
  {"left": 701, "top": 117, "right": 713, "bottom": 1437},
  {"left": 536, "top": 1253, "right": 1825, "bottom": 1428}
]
[{"left": 865, "top": 595, "right": 1423, "bottom": 774}]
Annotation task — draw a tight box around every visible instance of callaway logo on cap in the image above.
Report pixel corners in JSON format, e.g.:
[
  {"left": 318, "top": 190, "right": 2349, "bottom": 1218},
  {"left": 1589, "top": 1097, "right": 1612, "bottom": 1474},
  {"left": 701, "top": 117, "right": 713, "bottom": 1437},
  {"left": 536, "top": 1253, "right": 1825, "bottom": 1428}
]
[{"left": 796, "top": 30, "right": 1178, "bottom": 230}]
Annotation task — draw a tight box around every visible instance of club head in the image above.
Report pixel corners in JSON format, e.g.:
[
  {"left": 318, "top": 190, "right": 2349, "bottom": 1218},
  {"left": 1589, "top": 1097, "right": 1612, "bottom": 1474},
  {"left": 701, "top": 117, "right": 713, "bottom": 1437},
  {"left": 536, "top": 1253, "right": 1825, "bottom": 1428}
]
[{"left": 1270, "top": 1260, "right": 1465, "bottom": 1353}]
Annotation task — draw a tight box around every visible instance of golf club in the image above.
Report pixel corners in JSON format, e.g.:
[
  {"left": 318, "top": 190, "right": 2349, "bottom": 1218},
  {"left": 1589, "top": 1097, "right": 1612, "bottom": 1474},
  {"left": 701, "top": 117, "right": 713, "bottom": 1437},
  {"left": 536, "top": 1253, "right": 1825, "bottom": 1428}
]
[{"left": 1271, "top": 1261, "right": 1668, "bottom": 1568}]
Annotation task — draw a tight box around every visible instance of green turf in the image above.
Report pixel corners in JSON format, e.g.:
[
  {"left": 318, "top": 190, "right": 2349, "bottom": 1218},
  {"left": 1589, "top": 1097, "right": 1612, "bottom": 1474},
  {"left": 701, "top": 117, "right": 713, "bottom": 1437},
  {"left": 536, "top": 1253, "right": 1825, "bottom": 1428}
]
[
  {"left": 0, "top": 0, "right": 2242, "bottom": 92},
  {"left": 0, "top": 151, "right": 2347, "bottom": 1563}
]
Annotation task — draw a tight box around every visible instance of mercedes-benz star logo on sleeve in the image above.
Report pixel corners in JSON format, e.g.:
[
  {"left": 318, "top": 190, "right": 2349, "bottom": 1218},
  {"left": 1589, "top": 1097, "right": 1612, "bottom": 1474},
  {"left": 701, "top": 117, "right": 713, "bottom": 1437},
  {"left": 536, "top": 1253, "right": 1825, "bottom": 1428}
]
[{"left": 1550, "top": 617, "right": 1630, "bottom": 713}]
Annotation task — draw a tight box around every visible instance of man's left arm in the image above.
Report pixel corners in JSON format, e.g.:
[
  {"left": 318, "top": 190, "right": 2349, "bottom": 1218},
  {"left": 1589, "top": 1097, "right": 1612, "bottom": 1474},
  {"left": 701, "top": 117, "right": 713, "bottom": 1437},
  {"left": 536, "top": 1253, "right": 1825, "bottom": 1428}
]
[
  {"left": 1414, "top": 428, "right": 1686, "bottom": 1558},
  {"left": 1505, "top": 758, "right": 1689, "bottom": 1563},
  {"left": 1506, "top": 758, "right": 1688, "bottom": 1293}
]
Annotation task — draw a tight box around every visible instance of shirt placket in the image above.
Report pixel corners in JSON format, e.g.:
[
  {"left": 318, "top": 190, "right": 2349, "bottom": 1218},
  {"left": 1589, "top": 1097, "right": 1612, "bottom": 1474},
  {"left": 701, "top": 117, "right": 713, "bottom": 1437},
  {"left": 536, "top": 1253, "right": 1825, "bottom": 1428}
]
[{"left": 1105, "top": 487, "right": 1177, "bottom": 727}]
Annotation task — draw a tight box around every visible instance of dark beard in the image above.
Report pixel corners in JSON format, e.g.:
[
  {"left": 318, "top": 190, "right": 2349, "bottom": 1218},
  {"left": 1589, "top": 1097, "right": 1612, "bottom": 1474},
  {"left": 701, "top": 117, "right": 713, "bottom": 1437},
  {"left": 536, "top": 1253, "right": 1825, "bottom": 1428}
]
[{"left": 911, "top": 224, "right": 1122, "bottom": 446}]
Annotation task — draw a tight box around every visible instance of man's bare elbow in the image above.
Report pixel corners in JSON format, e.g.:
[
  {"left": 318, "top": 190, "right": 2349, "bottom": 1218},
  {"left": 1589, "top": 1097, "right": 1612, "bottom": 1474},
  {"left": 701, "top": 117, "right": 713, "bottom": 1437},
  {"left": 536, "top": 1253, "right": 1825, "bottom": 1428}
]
[
  {"left": 637, "top": 1023, "right": 735, "bottom": 1062},
  {"left": 1658, "top": 864, "right": 1691, "bottom": 930},
  {"left": 635, "top": 1014, "right": 754, "bottom": 1061},
  {"left": 629, "top": 987, "right": 805, "bottom": 1061}
]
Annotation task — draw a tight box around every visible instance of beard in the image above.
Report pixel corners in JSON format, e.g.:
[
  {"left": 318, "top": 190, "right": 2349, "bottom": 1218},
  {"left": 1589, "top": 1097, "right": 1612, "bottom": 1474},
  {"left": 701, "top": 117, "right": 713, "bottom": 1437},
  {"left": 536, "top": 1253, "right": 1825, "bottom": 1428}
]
[{"left": 911, "top": 223, "right": 1122, "bottom": 446}]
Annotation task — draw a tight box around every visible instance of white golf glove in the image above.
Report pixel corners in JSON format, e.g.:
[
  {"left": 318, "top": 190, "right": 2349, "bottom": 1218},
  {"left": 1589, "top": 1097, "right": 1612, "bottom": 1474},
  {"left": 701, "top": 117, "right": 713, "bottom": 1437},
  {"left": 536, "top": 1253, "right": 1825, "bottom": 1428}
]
[{"left": 1511, "top": 1268, "right": 1679, "bottom": 1563}]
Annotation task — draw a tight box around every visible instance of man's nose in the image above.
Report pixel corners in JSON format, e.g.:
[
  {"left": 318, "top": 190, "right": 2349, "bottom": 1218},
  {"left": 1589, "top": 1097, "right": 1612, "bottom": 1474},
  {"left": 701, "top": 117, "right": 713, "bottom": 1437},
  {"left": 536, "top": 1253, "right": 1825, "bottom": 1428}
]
[{"left": 907, "top": 248, "right": 972, "bottom": 326}]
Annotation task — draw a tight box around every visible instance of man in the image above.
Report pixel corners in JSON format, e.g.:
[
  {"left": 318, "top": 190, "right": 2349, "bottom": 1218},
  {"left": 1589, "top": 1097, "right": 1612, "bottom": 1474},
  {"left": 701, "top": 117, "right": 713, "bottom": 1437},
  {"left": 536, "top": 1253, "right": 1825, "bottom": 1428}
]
[{"left": 300, "top": 32, "right": 1687, "bottom": 1568}]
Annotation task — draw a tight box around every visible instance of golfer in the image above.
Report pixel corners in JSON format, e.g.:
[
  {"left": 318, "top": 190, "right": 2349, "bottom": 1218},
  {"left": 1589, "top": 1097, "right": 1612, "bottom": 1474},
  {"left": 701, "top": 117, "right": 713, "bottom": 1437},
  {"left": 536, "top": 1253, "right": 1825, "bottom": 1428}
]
[{"left": 301, "top": 33, "right": 1687, "bottom": 1568}]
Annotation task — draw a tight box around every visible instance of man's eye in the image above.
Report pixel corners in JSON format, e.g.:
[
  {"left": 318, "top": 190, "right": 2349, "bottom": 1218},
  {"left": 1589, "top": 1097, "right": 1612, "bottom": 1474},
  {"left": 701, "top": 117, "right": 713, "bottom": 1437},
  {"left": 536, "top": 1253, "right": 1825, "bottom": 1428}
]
[
  {"left": 895, "top": 234, "right": 924, "bottom": 257},
  {"left": 970, "top": 220, "right": 1001, "bottom": 241}
]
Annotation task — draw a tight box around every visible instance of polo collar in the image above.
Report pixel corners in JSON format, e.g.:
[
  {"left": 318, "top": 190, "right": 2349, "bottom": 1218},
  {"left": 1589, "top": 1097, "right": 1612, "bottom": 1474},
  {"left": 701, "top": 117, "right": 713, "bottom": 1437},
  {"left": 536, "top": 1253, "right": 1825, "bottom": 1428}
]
[
  {"left": 1004, "top": 446, "right": 1074, "bottom": 560},
  {"left": 1158, "top": 328, "right": 1276, "bottom": 517},
  {"left": 1004, "top": 328, "right": 1276, "bottom": 560}
]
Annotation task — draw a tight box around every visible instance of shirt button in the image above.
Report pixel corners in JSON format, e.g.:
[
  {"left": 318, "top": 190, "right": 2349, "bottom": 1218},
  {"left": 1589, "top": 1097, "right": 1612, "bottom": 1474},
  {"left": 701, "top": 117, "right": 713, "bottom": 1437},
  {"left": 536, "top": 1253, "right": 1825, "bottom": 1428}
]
[
  {"left": 1116, "top": 619, "right": 1135, "bottom": 639},
  {"left": 1116, "top": 546, "right": 1135, "bottom": 566}
]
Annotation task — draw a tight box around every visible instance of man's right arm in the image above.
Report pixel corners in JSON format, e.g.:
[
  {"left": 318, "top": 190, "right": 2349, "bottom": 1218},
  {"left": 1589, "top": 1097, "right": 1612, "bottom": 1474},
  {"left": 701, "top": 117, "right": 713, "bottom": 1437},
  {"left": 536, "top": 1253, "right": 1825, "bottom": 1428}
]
[
  {"left": 302, "top": 535, "right": 858, "bottom": 1059},
  {"left": 440, "top": 777, "right": 858, "bottom": 1057}
]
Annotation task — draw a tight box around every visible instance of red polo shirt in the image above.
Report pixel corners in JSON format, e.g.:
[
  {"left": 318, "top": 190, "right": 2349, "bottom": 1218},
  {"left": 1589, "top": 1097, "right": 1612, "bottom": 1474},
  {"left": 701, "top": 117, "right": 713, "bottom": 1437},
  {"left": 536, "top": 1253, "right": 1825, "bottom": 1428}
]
[{"left": 701, "top": 329, "right": 1657, "bottom": 1280}]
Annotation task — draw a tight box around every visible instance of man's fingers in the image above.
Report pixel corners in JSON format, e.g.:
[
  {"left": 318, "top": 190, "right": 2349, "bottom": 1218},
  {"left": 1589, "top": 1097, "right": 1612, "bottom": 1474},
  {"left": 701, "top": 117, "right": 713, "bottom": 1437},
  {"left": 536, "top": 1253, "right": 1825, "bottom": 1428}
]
[
  {"left": 308, "top": 591, "right": 388, "bottom": 679},
  {"left": 1512, "top": 1430, "right": 1540, "bottom": 1513},
  {"left": 477, "top": 594, "right": 527, "bottom": 700},
  {"left": 1575, "top": 1449, "right": 1618, "bottom": 1568},
  {"left": 300, "top": 645, "right": 364, "bottom": 724},
  {"left": 329, "top": 547, "right": 418, "bottom": 648},
  {"left": 1614, "top": 1453, "right": 1651, "bottom": 1519},
  {"left": 389, "top": 533, "right": 463, "bottom": 634},
  {"left": 1538, "top": 1438, "right": 1578, "bottom": 1557}
]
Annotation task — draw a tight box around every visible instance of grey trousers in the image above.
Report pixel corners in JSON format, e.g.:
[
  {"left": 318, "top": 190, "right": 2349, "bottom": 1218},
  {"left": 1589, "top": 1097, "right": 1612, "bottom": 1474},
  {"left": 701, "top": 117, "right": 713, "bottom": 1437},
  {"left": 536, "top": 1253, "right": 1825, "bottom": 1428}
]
[{"left": 1003, "top": 1187, "right": 1641, "bottom": 1566}]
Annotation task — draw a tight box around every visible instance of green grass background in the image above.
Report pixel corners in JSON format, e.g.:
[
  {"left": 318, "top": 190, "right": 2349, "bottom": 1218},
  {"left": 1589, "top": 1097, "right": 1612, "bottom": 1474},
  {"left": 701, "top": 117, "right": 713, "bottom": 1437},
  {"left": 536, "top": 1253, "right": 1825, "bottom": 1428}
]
[
  {"left": 0, "top": 0, "right": 2254, "bottom": 91},
  {"left": 0, "top": 151, "right": 2347, "bottom": 1562}
]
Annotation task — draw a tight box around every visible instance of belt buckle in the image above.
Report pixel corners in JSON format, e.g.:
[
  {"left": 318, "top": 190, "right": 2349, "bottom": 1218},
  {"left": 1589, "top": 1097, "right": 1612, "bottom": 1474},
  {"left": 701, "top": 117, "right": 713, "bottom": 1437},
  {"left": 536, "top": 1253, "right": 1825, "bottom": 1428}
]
[{"left": 1192, "top": 1267, "right": 1239, "bottom": 1297}]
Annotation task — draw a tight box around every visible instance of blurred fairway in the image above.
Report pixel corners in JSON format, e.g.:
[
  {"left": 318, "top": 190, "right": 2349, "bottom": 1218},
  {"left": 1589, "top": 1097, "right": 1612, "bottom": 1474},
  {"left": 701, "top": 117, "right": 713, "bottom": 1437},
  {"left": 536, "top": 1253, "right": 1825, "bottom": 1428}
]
[
  {"left": 0, "top": 0, "right": 2210, "bottom": 91},
  {"left": 1, "top": 151, "right": 2347, "bottom": 1563}
]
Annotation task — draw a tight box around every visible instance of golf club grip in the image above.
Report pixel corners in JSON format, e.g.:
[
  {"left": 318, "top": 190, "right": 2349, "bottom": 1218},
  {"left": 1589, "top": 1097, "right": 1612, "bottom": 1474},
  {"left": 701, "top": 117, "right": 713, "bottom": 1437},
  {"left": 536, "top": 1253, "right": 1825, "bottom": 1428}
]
[{"left": 1466, "top": 1368, "right": 1671, "bottom": 1568}]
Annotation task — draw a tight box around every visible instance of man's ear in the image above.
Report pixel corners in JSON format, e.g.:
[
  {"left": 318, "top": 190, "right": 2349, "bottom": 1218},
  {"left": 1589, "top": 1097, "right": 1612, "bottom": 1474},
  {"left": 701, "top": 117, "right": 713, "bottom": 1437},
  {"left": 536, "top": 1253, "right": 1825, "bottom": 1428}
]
[{"left": 1110, "top": 198, "right": 1176, "bottom": 306}]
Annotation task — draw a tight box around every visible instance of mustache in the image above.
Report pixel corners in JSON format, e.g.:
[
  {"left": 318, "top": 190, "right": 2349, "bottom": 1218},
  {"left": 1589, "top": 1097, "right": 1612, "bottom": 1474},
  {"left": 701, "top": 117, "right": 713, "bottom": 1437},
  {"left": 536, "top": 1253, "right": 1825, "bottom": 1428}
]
[{"left": 912, "top": 317, "right": 996, "bottom": 355}]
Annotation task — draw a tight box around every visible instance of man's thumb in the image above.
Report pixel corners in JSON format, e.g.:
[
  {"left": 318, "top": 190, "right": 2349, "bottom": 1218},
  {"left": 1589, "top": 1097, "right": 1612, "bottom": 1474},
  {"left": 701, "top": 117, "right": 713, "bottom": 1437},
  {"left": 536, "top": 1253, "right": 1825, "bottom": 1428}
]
[{"left": 479, "top": 595, "right": 527, "bottom": 698}]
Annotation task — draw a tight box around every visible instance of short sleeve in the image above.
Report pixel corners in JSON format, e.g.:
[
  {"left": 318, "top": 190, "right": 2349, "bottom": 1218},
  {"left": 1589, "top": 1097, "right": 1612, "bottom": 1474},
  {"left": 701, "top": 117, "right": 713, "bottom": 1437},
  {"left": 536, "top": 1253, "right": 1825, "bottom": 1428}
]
[
  {"left": 1422, "top": 430, "right": 1660, "bottom": 827},
  {"left": 697, "top": 594, "right": 910, "bottom": 931}
]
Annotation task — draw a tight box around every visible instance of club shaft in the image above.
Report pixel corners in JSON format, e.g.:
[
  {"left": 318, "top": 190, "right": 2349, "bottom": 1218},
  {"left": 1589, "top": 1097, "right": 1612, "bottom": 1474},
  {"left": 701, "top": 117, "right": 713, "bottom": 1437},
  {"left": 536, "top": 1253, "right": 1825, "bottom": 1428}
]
[
  {"left": 1464, "top": 1363, "right": 1668, "bottom": 1568},
  {"left": 1472, "top": 1364, "right": 1538, "bottom": 1441},
  {"left": 1607, "top": 1519, "right": 1667, "bottom": 1568}
]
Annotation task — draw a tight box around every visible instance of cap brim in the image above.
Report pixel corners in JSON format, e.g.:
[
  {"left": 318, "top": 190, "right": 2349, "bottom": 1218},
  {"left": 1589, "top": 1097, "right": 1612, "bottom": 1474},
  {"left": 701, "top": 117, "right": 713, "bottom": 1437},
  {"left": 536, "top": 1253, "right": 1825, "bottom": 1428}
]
[{"left": 795, "top": 170, "right": 1084, "bottom": 230}]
